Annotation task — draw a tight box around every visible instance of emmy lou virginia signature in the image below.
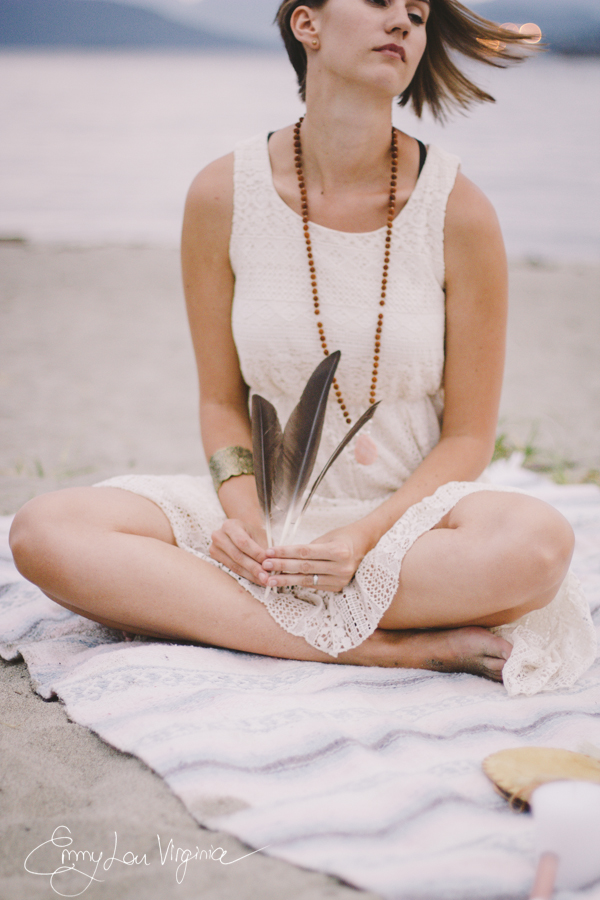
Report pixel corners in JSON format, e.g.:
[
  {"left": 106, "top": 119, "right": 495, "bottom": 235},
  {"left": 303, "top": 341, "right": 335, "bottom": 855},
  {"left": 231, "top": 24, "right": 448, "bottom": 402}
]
[{"left": 24, "top": 826, "right": 269, "bottom": 896}]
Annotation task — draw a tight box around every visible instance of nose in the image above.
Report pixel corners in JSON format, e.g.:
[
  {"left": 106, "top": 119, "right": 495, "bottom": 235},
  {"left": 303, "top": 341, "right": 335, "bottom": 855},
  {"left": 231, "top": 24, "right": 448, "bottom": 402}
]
[{"left": 385, "top": 2, "right": 412, "bottom": 38}]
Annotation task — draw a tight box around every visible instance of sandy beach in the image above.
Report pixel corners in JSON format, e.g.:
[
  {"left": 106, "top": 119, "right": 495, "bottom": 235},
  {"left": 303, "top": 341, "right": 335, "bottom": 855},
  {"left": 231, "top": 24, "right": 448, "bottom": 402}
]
[{"left": 1, "top": 242, "right": 599, "bottom": 899}]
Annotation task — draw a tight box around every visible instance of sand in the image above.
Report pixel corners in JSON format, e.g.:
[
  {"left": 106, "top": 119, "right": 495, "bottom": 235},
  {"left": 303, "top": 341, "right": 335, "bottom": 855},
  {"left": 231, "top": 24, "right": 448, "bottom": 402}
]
[{"left": 1, "top": 242, "right": 599, "bottom": 899}]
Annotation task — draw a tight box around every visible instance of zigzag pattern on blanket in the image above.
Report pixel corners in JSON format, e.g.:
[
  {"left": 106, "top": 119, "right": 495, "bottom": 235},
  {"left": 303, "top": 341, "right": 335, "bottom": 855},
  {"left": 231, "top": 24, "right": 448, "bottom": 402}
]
[{"left": 1, "top": 466, "right": 599, "bottom": 900}]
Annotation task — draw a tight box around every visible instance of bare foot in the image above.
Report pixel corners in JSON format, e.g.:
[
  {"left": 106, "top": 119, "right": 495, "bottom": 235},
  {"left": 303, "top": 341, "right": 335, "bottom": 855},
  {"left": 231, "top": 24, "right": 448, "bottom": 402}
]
[{"left": 347, "top": 626, "right": 512, "bottom": 682}]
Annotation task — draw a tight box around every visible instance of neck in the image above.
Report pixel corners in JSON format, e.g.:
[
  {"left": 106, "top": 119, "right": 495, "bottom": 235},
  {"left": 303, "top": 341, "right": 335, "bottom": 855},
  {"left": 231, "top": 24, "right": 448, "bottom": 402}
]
[{"left": 299, "top": 88, "right": 394, "bottom": 191}]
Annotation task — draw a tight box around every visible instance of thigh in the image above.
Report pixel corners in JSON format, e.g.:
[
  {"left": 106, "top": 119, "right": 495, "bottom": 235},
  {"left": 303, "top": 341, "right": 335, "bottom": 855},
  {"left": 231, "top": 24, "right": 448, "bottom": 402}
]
[
  {"left": 10, "top": 486, "right": 177, "bottom": 575},
  {"left": 435, "top": 489, "right": 569, "bottom": 539}
]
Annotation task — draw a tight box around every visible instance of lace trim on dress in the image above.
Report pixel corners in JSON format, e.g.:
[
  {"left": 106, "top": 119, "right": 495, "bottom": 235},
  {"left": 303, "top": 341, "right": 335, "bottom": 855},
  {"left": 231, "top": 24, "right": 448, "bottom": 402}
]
[{"left": 95, "top": 475, "right": 597, "bottom": 697}]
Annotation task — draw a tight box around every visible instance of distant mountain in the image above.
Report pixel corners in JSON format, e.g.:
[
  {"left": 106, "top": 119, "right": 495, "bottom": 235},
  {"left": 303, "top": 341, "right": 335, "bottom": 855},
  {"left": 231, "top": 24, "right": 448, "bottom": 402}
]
[
  {"left": 129, "top": 0, "right": 600, "bottom": 55},
  {"left": 158, "top": 0, "right": 600, "bottom": 56},
  {"left": 3, "top": 0, "right": 598, "bottom": 55},
  {"left": 0, "top": 0, "right": 259, "bottom": 48},
  {"left": 135, "top": 0, "right": 282, "bottom": 48}
]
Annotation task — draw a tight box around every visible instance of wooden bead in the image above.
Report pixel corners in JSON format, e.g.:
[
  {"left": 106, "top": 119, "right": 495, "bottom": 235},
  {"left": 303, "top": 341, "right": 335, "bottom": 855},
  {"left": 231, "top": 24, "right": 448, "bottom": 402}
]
[{"left": 294, "top": 117, "right": 398, "bottom": 426}]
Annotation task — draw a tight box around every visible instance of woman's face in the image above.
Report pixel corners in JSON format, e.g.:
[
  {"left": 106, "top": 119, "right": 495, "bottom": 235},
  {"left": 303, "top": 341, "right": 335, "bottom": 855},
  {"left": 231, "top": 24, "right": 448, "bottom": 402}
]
[{"left": 303, "top": 0, "right": 430, "bottom": 98}]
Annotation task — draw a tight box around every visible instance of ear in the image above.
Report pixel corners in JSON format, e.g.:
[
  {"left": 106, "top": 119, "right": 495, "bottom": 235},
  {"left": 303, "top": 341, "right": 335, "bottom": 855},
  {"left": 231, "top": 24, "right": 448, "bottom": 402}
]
[{"left": 290, "top": 5, "right": 321, "bottom": 51}]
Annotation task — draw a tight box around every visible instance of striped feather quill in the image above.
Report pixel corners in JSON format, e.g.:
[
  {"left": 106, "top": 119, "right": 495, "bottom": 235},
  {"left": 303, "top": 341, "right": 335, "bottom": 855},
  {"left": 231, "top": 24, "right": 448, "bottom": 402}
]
[
  {"left": 298, "top": 401, "right": 380, "bottom": 522},
  {"left": 251, "top": 394, "right": 283, "bottom": 548},
  {"left": 275, "top": 351, "right": 341, "bottom": 545}
]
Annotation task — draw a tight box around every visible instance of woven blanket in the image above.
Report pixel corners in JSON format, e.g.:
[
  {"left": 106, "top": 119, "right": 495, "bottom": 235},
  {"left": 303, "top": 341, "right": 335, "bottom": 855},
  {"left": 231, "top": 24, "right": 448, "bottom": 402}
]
[{"left": 2, "top": 459, "right": 600, "bottom": 900}]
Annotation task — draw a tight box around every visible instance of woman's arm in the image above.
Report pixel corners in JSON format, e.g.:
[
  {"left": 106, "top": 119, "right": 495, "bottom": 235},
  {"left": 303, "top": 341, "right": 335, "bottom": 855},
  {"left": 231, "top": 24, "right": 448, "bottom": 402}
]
[
  {"left": 181, "top": 156, "right": 269, "bottom": 581},
  {"left": 263, "top": 173, "right": 508, "bottom": 590},
  {"left": 353, "top": 171, "right": 508, "bottom": 544}
]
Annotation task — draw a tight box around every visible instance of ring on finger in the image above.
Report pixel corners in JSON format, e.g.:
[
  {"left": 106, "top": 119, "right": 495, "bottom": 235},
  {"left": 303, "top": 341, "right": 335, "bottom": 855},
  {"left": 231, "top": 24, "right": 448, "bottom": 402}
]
[{"left": 313, "top": 574, "right": 319, "bottom": 587}]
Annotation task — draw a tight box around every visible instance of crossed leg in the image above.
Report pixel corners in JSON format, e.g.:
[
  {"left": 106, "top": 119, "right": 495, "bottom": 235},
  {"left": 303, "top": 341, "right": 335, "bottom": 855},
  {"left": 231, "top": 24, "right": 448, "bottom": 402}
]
[{"left": 8, "top": 485, "right": 574, "bottom": 682}]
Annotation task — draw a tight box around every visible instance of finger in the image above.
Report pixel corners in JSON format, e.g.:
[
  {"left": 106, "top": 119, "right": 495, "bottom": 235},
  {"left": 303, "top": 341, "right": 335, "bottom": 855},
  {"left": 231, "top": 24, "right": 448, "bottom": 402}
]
[
  {"left": 223, "top": 522, "right": 269, "bottom": 564},
  {"left": 210, "top": 534, "right": 267, "bottom": 586},
  {"left": 262, "top": 559, "right": 332, "bottom": 577},
  {"left": 265, "top": 541, "right": 347, "bottom": 562},
  {"left": 264, "top": 572, "right": 344, "bottom": 592}
]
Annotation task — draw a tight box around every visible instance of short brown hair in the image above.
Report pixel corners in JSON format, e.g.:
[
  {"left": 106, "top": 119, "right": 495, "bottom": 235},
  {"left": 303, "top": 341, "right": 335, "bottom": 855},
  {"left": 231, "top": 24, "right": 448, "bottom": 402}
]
[{"left": 275, "top": 0, "right": 539, "bottom": 121}]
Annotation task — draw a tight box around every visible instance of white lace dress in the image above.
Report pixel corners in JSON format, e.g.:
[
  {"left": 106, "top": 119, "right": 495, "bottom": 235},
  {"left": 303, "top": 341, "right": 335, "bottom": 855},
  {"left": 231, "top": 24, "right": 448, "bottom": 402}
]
[{"left": 97, "top": 133, "right": 597, "bottom": 697}]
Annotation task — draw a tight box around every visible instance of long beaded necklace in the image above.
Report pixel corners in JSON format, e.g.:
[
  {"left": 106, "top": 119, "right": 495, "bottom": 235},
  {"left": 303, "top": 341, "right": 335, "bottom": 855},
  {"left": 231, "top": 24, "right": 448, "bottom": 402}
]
[{"left": 293, "top": 117, "right": 398, "bottom": 464}]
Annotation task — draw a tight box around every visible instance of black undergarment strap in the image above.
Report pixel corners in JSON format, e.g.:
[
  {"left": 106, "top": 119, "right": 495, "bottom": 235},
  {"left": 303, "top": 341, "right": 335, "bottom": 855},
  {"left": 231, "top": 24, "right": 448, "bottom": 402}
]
[
  {"left": 267, "top": 132, "right": 427, "bottom": 173},
  {"left": 417, "top": 139, "right": 427, "bottom": 176}
]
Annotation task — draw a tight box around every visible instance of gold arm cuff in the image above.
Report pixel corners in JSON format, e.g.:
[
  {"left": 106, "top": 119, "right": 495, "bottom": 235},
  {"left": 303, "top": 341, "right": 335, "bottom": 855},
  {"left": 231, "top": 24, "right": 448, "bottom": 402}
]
[{"left": 209, "top": 446, "right": 254, "bottom": 494}]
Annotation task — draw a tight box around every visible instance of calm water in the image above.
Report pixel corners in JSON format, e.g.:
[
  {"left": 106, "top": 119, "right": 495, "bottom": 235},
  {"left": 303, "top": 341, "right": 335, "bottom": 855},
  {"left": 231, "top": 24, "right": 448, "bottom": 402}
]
[{"left": 1, "top": 50, "right": 599, "bottom": 261}]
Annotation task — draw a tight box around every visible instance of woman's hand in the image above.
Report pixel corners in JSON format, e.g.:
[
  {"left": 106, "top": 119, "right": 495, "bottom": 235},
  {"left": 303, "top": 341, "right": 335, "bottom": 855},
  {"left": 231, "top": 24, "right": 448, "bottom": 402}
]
[
  {"left": 209, "top": 519, "right": 269, "bottom": 586},
  {"left": 261, "top": 524, "right": 370, "bottom": 593}
]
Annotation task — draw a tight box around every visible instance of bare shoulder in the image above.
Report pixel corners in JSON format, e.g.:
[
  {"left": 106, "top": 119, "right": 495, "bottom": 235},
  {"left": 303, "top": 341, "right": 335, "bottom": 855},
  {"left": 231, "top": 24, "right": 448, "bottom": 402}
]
[
  {"left": 182, "top": 152, "right": 234, "bottom": 247},
  {"left": 445, "top": 171, "right": 504, "bottom": 258},
  {"left": 182, "top": 153, "right": 236, "bottom": 323},
  {"left": 444, "top": 171, "right": 507, "bottom": 305}
]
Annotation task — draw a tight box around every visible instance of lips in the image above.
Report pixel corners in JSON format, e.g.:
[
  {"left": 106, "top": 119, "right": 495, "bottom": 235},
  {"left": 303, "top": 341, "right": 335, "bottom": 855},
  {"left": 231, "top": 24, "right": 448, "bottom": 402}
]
[{"left": 375, "top": 44, "right": 406, "bottom": 61}]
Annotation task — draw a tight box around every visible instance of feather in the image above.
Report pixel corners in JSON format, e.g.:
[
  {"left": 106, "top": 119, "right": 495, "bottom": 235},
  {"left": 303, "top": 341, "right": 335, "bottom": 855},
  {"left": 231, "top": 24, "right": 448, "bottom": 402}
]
[
  {"left": 251, "top": 394, "right": 283, "bottom": 547},
  {"left": 299, "top": 401, "right": 380, "bottom": 520},
  {"left": 275, "top": 351, "right": 341, "bottom": 543},
  {"left": 250, "top": 351, "right": 380, "bottom": 600}
]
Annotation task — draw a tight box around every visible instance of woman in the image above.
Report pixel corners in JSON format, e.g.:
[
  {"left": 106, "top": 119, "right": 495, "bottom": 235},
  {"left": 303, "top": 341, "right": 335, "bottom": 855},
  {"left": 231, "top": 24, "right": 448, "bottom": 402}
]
[{"left": 9, "top": 0, "right": 596, "bottom": 694}]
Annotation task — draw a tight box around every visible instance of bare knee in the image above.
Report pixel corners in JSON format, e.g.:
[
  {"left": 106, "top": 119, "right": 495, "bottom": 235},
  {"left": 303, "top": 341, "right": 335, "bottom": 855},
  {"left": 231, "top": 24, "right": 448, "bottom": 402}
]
[
  {"left": 10, "top": 487, "right": 115, "bottom": 581},
  {"left": 457, "top": 493, "right": 575, "bottom": 619},
  {"left": 9, "top": 486, "right": 176, "bottom": 584},
  {"left": 534, "top": 511, "right": 574, "bottom": 596},
  {"left": 507, "top": 500, "right": 574, "bottom": 611},
  {"left": 9, "top": 491, "right": 75, "bottom": 582}
]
